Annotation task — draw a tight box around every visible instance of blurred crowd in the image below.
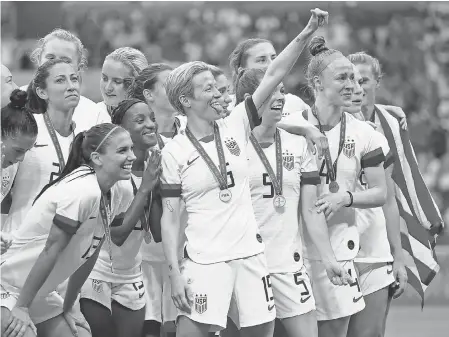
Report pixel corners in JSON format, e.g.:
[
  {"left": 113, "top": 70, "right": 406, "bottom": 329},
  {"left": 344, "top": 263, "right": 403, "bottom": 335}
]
[{"left": 2, "top": 1, "right": 449, "bottom": 228}]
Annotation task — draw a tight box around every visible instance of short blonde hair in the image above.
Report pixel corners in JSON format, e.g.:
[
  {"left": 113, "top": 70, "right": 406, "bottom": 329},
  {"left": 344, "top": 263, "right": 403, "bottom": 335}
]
[
  {"left": 347, "top": 52, "right": 383, "bottom": 81},
  {"left": 30, "top": 28, "right": 88, "bottom": 71},
  {"left": 165, "top": 61, "right": 210, "bottom": 114}
]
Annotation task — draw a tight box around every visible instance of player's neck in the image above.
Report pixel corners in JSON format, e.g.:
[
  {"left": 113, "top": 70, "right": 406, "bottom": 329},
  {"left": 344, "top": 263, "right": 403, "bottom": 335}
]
[
  {"left": 154, "top": 108, "right": 178, "bottom": 133},
  {"left": 96, "top": 170, "right": 116, "bottom": 194},
  {"left": 186, "top": 114, "right": 214, "bottom": 140},
  {"left": 47, "top": 106, "right": 74, "bottom": 137},
  {"left": 362, "top": 104, "right": 375, "bottom": 122},
  {"left": 132, "top": 147, "right": 148, "bottom": 172},
  {"left": 253, "top": 124, "right": 276, "bottom": 143},
  {"left": 314, "top": 99, "right": 343, "bottom": 128}
]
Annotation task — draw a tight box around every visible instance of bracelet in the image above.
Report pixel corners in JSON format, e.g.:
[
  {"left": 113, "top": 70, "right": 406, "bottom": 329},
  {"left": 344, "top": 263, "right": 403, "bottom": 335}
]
[{"left": 345, "top": 191, "right": 353, "bottom": 207}]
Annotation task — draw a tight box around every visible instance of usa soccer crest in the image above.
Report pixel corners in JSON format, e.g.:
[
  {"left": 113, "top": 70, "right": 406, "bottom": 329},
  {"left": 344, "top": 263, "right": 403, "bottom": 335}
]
[
  {"left": 282, "top": 150, "right": 294, "bottom": 171},
  {"left": 1, "top": 292, "right": 10, "bottom": 300},
  {"left": 343, "top": 137, "right": 355, "bottom": 158},
  {"left": 92, "top": 279, "right": 103, "bottom": 293},
  {"left": 224, "top": 137, "right": 241, "bottom": 156},
  {"left": 195, "top": 294, "right": 207, "bottom": 314}
]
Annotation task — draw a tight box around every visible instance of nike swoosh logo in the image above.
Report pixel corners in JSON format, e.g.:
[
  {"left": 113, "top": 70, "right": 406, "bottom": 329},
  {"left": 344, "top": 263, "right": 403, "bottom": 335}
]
[
  {"left": 353, "top": 295, "right": 363, "bottom": 303},
  {"left": 34, "top": 144, "right": 48, "bottom": 148},
  {"left": 268, "top": 304, "right": 275, "bottom": 311},
  {"left": 139, "top": 291, "right": 145, "bottom": 299},
  {"left": 300, "top": 295, "right": 311, "bottom": 304},
  {"left": 387, "top": 268, "right": 393, "bottom": 275},
  {"left": 187, "top": 156, "right": 200, "bottom": 166},
  {"left": 89, "top": 217, "right": 96, "bottom": 220}
]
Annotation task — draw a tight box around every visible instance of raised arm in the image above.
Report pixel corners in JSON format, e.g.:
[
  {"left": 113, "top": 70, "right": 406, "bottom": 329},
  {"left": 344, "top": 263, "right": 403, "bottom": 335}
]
[{"left": 252, "top": 8, "right": 328, "bottom": 114}]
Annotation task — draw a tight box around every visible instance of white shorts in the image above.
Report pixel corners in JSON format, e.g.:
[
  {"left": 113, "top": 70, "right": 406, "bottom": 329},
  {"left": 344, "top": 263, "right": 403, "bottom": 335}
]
[
  {"left": 80, "top": 277, "right": 146, "bottom": 312},
  {"left": 141, "top": 261, "right": 177, "bottom": 330},
  {"left": 270, "top": 265, "right": 316, "bottom": 319},
  {"left": 181, "top": 253, "right": 275, "bottom": 331},
  {"left": 0, "top": 285, "right": 83, "bottom": 325},
  {"left": 305, "top": 260, "right": 365, "bottom": 321},
  {"left": 355, "top": 262, "right": 395, "bottom": 296}
]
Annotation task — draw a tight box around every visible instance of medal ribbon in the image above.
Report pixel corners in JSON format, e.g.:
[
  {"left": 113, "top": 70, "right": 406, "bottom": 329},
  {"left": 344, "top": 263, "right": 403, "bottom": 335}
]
[
  {"left": 249, "top": 129, "right": 283, "bottom": 197},
  {"left": 131, "top": 177, "right": 152, "bottom": 232},
  {"left": 311, "top": 106, "right": 346, "bottom": 183},
  {"left": 156, "top": 118, "right": 182, "bottom": 150},
  {"left": 185, "top": 123, "right": 228, "bottom": 190},
  {"left": 43, "top": 113, "right": 70, "bottom": 171},
  {"left": 99, "top": 193, "right": 114, "bottom": 273}
]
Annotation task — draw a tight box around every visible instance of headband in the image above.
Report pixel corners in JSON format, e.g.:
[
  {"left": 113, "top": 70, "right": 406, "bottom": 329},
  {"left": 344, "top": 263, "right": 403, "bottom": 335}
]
[
  {"left": 94, "top": 126, "right": 119, "bottom": 153},
  {"left": 316, "top": 51, "right": 346, "bottom": 75}
]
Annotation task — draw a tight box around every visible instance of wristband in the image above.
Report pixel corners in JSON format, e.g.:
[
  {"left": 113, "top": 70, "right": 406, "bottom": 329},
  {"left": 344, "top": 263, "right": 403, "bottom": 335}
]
[{"left": 345, "top": 191, "right": 353, "bottom": 207}]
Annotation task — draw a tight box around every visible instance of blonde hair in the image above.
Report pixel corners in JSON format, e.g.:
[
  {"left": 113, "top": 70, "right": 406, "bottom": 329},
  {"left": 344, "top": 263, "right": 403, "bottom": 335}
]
[
  {"left": 165, "top": 61, "right": 211, "bottom": 114},
  {"left": 105, "top": 47, "right": 149, "bottom": 78},
  {"left": 30, "top": 28, "right": 88, "bottom": 71},
  {"left": 347, "top": 52, "right": 383, "bottom": 81}
]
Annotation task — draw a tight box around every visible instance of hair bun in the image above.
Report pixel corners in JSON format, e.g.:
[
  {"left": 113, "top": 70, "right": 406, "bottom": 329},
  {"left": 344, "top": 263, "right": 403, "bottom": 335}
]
[
  {"left": 9, "top": 89, "right": 28, "bottom": 109},
  {"left": 309, "top": 36, "right": 329, "bottom": 56}
]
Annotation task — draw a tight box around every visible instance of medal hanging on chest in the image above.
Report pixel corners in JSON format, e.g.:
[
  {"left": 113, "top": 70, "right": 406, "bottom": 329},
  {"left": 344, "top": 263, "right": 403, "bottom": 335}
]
[
  {"left": 185, "top": 123, "right": 232, "bottom": 203},
  {"left": 250, "top": 129, "right": 286, "bottom": 209},
  {"left": 99, "top": 193, "right": 114, "bottom": 273},
  {"left": 311, "top": 107, "right": 347, "bottom": 193}
]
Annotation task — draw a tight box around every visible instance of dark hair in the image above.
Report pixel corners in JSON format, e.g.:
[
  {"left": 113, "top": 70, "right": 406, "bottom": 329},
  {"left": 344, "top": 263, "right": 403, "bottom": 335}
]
[
  {"left": 306, "top": 36, "right": 344, "bottom": 91},
  {"left": 1, "top": 89, "right": 38, "bottom": 139},
  {"left": 130, "top": 63, "right": 173, "bottom": 101},
  {"left": 34, "top": 123, "right": 125, "bottom": 202},
  {"left": 111, "top": 98, "right": 145, "bottom": 125},
  {"left": 235, "top": 68, "right": 266, "bottom": 105},
  {"left": 229, "top": 38, "right": 271, "bottom": 88},
  {"left": 26, "top": 59, "right": 72, "bottom": 114}
]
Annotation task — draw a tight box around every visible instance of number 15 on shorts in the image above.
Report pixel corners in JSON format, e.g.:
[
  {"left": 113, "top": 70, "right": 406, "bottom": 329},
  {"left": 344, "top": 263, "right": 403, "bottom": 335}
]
[{"left": 262, "top": 275, "right": 275, "bottom": 311}]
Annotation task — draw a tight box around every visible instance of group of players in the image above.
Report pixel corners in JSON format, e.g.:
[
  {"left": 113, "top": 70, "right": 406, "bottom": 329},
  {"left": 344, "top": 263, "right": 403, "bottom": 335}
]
[{"left": 0, "top": 8, "right": 412, "bottom": 337}]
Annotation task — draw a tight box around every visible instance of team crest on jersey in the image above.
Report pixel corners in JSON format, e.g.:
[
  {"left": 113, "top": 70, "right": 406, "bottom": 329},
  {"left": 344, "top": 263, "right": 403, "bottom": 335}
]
[
  {"left": 2, "top": 173, "right": 11, "bottom": 196},
  {"left": 1, "top": 292, "right": 10, "bottom": 300},
  {"left": 224, "top": 137, "right": 241, "bottom": 156},
  {"left": 282, "top": 111, "right": 290, "bottom": 118},
  {"left": 282, "top": 150, "right": 294, "bottom": 171},
  {"left": 92, "top": 279, "right": 103, "bottom": 293},
  {"left": 195, "top": 294, "right": 207, "bottom": 314},
  {"left": 343, "top": 137, "right": 355, "bottom": 158}
]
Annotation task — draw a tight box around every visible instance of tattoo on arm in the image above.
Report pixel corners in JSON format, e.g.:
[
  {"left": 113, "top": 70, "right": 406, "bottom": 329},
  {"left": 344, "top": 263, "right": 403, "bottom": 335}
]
[{"left": 166, "top": 200, "right": 174, "bottom": 212}]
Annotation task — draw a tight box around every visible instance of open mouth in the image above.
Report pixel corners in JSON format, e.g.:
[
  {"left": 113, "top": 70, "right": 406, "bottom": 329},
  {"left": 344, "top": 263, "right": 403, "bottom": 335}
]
[
  {"left": 122, "top": 163, "right": 132, "bottom": 172},
  {"left": 210, "top": 102, "right": 223, "bottom": 114}
]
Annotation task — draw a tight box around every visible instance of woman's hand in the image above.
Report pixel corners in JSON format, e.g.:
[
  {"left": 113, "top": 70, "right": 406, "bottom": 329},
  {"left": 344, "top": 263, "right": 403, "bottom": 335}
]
[
  {"left": 305, "top": 8, "right": 329, "bottom": 32},
  {"left": 305, "top": 126, "right": 329, "bottom": 160},
  {"left": 315, "top": 191, "right": 350, "bottom": 220},
  {"left": 1, "top": 232, "right": 12, "bottom": 255},
  {"left": 141, "top": 149, "right": 162, "bottom": 193},
  {"left": 170, "top": 272, "right": 193, "bottom": 314},
  {"left": 323, "top": 260, "right": 353, "bottom": 286},
  {"left": 4, "top": 306, "right": 36, "bottom": 337}
]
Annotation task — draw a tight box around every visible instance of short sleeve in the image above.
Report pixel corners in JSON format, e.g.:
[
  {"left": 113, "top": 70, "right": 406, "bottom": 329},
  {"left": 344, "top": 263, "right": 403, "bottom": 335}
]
[
  {"left": 1, "top": 163, "right": 18, "bottom": 203},
  {"left": 284, "top": 94, "right": 311, "bottom": 116},
  {"left": 160, "top": 148, "right": 182, "bottom": 198},
  {"left": 53, "top": 186, "right": 99, "bottom": 235},
  {"left": 299, "top": 141, "right": 320, "bottom": 185},
  {"left": 225, "top": 96, "right": 261, "bottom": 141},
  {"left": 360, "top": 127, "right": 386, "bottom": 169}
]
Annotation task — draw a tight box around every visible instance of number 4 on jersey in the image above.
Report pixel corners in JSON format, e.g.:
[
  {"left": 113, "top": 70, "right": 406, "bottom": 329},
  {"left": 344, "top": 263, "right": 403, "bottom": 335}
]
[{"left": 319, "top": 160, "right": 330, "bottom": 184}]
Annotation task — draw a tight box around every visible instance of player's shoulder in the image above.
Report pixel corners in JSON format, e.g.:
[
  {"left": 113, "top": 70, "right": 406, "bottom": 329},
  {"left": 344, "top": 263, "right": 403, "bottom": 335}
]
[
  {"left": 278, "top": 128, "right": 308, "bottom": 149},
  {"left": 161, "top": 131, "right": 189, "bottom": 159},
  {"left": 57, "top": 167, "right": 100, "bottom": 199},
  {"left": 77, "top": 95, "right": 97, "bottom": 108},
  {"left": 285, "top": 93, "right": 308, "bottom": 106},
  {"left": 346, "top": 112, "right": 377, "bottom": 134}
]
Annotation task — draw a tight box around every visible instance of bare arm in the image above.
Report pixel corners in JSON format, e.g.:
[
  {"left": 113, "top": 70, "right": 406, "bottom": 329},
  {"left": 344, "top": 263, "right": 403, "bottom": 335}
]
[
  {"left": 63, "top": 238, "right": 104, "bottom": 312},
  {"left": 252, "top": 9, "right": 328, "bottom": 114},
  {"left": 350, "top": 163, "right": 387, "bottom": 208},
  {"left": 16, "top": 225, "right": 73, "bottom": 308}
]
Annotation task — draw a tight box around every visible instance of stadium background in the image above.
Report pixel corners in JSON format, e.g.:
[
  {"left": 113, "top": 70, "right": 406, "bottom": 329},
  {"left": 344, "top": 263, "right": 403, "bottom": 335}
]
[{"left": 1, "top": 1, "right": 448, "bottom": 335}]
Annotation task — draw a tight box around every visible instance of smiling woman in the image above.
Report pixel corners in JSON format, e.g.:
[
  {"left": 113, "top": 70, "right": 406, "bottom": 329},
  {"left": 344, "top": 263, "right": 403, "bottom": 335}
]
[{"left": 3, "top": 59, "right": 82, "bottom": 236}]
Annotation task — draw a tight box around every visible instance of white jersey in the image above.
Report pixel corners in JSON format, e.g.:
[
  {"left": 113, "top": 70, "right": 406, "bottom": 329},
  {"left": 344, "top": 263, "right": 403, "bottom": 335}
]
[
  {"left": 141, "top": 115, "right": 187, "bottom": 263},
  {"left": 3, "top": 114, "right": 78, "bottom": 234},
  {"left": 301, "top": 112, "right": 386, "bottom": 261},
  {"left": 1, "top": 163, "right": 18, "bottom": 203},
  {"left": 0, "top": 167, "right": 132, "bottom": 298},
  {"left": 160, "top": 97, "right": 264, "bottom": 264},
  {"left": 89, "top": 175, "right": 144, "bottom": 284},
  {"left": 20, "top": 85, "right": 110, "bottom": 130},
  {"left": 248, "top": 129, "right": 320, "bottom": 273},
  {"left": 354, "top": 108, "right": 395, "bottom": 263}
]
